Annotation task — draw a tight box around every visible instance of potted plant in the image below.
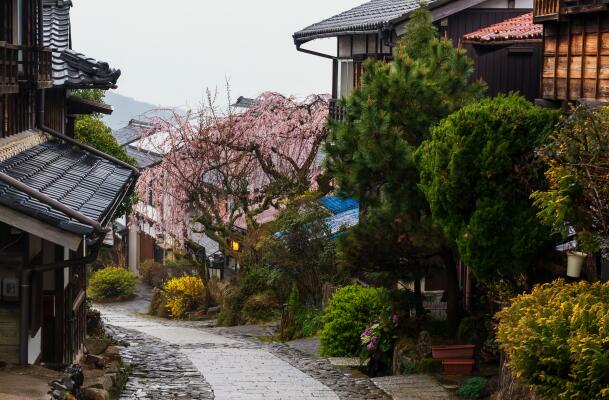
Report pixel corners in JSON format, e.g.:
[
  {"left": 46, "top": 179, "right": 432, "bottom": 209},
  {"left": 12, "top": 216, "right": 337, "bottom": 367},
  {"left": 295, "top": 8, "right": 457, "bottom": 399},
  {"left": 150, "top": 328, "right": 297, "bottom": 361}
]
[
  {"left": 431, "top": 344, "right": 475, "bottom": 359},
  {"left": 441, "top": 359, "right": 475, "bottom": 375}
]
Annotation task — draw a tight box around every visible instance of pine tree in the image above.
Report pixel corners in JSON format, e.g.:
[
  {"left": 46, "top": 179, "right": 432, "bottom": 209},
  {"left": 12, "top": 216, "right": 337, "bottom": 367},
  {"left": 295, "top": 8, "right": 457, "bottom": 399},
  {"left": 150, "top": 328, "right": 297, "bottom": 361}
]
[{"left": 325, "top": 3, "right": 484, "bottom": 330}]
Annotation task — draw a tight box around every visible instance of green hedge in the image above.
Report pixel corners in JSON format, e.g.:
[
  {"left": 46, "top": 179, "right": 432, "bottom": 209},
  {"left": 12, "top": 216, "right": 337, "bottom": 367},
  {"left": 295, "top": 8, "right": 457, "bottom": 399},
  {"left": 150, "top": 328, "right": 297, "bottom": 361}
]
[
  {"left": 497, "top": 280, "right": 609, "bottom": 399},
  {"left": 319, "top": 284, "right": 387, "bottom": 357},
  {"left": 89, "top": 267, "right": 138, "bottom": 301}
]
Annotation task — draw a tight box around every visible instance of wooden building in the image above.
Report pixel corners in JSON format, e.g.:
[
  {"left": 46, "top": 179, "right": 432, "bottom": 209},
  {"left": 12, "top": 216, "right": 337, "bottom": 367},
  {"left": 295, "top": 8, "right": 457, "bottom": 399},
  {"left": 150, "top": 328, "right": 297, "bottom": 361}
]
[
  {"left": 293, "top": 0, "right": 537, "bottom": 120},
  {"left": 534, "top": 0, "right": 609, "bottom": 103},
  {"left": 463, "top": 12, "right": 543, "bottom": 100},
  {"left": 0, "top": 0, "right": 137, "bottom": 365}
]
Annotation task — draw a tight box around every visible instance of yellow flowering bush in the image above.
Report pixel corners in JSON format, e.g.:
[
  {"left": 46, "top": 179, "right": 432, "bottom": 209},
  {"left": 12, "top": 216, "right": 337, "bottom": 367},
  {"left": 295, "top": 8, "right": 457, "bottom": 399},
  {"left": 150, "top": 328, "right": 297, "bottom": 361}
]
[
  {"left": 496, "top": 280, "right": 609, "bottom": 399},
  {"left": 163, "top": 276, "right": 206, "bottom": 319}
]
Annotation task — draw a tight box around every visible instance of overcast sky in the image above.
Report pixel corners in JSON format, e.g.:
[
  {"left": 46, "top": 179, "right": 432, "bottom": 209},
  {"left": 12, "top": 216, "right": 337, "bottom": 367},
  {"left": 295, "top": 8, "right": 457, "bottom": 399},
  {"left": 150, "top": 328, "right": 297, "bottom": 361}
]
[{"left": 70, "top": 0, "right": 364, "bottom": 108}]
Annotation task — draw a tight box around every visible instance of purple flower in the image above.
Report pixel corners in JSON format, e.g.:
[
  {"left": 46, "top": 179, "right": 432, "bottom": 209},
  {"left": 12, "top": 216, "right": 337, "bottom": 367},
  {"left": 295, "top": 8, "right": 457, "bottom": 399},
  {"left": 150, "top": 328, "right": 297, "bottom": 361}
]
[{"left": 367, "top": 335, "right": 378, "bottom": 351}]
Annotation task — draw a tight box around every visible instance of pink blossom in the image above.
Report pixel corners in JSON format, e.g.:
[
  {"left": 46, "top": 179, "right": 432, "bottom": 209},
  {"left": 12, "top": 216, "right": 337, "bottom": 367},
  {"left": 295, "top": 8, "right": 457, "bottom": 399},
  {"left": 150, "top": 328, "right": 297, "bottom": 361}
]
[{"left": 133, "top": 92, "right": 330, "bottom": 246}]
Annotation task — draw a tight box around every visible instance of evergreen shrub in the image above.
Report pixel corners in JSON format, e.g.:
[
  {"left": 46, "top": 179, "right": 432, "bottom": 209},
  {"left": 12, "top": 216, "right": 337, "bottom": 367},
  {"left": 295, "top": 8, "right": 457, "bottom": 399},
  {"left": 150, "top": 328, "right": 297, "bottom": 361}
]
[
  {"left": 456, "top": 377, "right": 487, "bottom": 399},
  {"left": 319, "top": 284, "right": 387, "bottom": 357},
  {"left": 89, "top": 267, "right": 138, "bottom": 301},
  {"left": 163, "top": 276, "right": 206, "bottom": 319},
  {"left": 497, "top": 280, "right": 609, "bottom": 399}
]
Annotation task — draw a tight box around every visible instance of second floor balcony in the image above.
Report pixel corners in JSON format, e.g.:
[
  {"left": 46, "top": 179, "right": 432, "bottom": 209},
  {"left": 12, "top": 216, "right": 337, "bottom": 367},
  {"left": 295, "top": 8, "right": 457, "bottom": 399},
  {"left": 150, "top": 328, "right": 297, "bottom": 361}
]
[
  {"left": 0, "top": 42, "right": 19, "bottom": 94},
  {"left": 0, "top": 43, "right": 53, "bottom": 94},
  {"left": 533, "top": 0, "right": 609, "bottom": 21}
]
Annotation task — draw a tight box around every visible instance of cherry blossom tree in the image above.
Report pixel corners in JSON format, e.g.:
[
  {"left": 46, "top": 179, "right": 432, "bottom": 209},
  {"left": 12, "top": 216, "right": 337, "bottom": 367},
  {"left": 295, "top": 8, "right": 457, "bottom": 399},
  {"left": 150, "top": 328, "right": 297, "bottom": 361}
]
[{"left": 134, "top": 91, "right": 329, "bottom": 253}]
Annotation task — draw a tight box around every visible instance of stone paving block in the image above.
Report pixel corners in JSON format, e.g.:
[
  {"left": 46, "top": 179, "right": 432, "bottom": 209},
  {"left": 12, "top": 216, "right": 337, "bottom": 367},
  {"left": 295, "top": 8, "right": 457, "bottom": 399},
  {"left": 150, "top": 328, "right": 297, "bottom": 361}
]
[{"left": 97, "top": 302, "right": 391, "bottom": 400}]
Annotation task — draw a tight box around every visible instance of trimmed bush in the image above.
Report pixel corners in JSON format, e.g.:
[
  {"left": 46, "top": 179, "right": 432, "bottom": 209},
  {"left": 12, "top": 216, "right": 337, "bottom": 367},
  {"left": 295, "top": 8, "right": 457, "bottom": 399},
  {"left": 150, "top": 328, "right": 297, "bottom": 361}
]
[
  {"left": 163, "top": 276, "right": 206, "bottom": 319},
  {"left": 319, "top": 285, "right": 387, "bottom": 357},
  {"left": 89, "top": 267, "right": 138, "bottom": 301},
  {"left": 138, "top": 260, "right": 168, "bottom": 288},
  {"left": 497, "top": 280, "right": 609, "bottom": 399},
  {"left": 241, "top": 291, "right": 280, "bottom": 324}
]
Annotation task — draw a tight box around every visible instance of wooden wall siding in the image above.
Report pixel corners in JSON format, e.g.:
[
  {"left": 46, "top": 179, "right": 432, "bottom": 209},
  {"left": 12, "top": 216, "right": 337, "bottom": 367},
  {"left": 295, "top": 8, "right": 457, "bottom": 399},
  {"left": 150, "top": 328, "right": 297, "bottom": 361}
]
[
  {"left": 337, "top": 33, "right": 392, "bottom": 59},
  {"left": 45, "top": 89, "right": 65, "bottom": 134},
  {"left": 439, "top": 9, "right": 542, "bottom": 100},
  {"left": 534, "top": 0, "right": 561, "bottom": 19},
  {"left": 542, "top": 13, "right": 609, "bottom": 102},
  {"left": 1, "top": 90, "right": 36, "bottom": 138},
  {"left": 0, "top": 0, "right": 13, "bottom": 43}
]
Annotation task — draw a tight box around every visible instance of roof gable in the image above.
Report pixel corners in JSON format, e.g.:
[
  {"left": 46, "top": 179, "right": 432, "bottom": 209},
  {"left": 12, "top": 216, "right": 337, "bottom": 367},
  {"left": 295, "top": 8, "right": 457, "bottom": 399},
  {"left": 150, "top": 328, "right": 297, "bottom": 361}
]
[
  {"left": 294, "top": 0, "right": 425, "bottom": 44},
  {"left": 42, "top": 0, "right": 121, "bottom": 89},
  {"left": 293, "top": 0, "right": 490, "bottom": 45}
]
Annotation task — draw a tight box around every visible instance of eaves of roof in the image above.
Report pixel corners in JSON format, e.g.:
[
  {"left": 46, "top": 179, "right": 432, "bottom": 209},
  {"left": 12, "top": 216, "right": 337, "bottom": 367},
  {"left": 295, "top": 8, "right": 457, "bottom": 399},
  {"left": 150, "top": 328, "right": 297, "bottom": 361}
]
[
  {"left": 293, "top": 0, "right": 455, "bottom": 45},
  {"left": 0, "top": 132, "right": 136, "bottom": 235}
]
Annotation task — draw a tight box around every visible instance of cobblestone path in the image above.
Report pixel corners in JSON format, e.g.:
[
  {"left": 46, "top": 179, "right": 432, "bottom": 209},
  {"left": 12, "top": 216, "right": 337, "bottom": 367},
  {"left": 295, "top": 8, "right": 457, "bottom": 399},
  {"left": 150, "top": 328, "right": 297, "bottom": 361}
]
[{"left": 96, "top": 302, "right": 389, "bottom": 400}]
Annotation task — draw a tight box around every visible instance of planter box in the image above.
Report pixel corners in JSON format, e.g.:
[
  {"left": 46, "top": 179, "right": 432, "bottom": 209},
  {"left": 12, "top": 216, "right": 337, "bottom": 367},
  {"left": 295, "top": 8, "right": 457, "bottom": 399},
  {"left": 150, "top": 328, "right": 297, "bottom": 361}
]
[
  {"left": 442, "top": 359, "right": 475, "bottom": 375},
  {"left": 432, "top": 344, "right": 475, "bottom": 359}
]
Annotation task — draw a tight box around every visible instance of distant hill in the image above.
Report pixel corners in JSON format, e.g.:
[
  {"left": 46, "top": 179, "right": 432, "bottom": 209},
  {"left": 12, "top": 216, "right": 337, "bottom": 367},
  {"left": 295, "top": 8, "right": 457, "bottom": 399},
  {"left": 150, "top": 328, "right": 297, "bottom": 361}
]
[{"left": 102, "top": 92, "right": 180, "bottom": 130}]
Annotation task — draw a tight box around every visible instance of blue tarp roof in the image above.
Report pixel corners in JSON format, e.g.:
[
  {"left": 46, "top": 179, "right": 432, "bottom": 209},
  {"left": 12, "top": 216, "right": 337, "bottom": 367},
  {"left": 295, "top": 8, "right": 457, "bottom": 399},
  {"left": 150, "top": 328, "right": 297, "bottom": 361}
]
[{"left": 319, "top": 196, "right": 359, "bottom": 215}]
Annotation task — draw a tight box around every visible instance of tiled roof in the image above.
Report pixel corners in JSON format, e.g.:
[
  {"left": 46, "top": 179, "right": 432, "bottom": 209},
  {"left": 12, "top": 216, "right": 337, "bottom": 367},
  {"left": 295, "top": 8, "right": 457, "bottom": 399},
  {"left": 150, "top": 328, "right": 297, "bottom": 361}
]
[
  {"left": 113, "top": 120, "right": 152, "bottom": 146},
  {"left": 325, "top": 208, "right": 359, "bottom": 238},
  {"left": 0, "top": 136, "right": 135, "bottom": 235},
  {"left": 294, "top": 0, "right": 439, "bottom": 44},
  {"left": 463, "top": 12, "right": 541, "bottom": 44},
  {"left": 232, "top": 96, "right": 256, "bottom": 109},
  {"left": 125, "top": 145, "right": 162, "bottom": 169},
  {"left": 42, "top": 0, "right": 121, "bottom": 89}
]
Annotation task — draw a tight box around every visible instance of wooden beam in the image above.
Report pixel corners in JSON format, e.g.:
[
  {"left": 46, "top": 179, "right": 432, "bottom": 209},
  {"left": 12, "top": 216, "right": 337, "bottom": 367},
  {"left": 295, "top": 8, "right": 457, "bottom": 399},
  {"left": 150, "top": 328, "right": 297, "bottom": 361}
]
[
  {"left": 0, "top": 204, "right": 81, "bottom": 251},
  {"left": 595, "top": 14, "right": 601, "bottom": 99},
  {"left": 566, "top": 18, "right": 572, "bottom": 100}
]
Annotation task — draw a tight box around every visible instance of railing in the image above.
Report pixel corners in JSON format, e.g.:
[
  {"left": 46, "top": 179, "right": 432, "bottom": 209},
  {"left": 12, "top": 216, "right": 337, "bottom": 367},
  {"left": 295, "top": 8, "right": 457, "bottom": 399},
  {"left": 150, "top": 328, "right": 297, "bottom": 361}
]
[
  {"left": 0, "top": 42, "right": 19, "bottom": 94},
  {"left": 533, "top": 0, "right": 561, "bottom": 20},
  {"left": 329, "top": 99, "right": 346, "bottom": 123},
  {"left": 20, "top": 46, "right": 53, "bottom": 87}
]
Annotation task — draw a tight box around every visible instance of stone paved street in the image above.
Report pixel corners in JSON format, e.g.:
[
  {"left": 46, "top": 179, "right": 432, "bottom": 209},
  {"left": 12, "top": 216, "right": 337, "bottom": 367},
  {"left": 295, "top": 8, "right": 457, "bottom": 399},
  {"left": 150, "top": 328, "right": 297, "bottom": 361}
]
[{"left": 96, "top": 299, "right": 390, "bottom": 400}]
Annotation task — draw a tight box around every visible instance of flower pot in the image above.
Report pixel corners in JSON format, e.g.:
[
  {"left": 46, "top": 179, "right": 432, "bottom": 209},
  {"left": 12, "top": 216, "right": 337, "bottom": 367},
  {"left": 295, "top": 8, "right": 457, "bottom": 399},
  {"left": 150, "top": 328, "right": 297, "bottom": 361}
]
[
  {"left": 432, "top": 344, "right": 475, "bottom": 360},
  {"left": 442, "top": 359, "right": 475, "bottom": 375},
  {"left": 567, "top": 251, "right": 587, "bottom": 278}
]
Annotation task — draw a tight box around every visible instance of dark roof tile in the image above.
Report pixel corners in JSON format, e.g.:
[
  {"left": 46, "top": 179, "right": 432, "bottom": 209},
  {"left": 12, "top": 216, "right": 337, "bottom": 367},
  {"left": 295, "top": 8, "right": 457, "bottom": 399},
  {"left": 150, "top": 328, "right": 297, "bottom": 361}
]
[
  {"left": 0, "top": 138, "right": 135, "bottom": 235},
  {"left": 293, "top": 0, "right": 438, "bottom": 44},
  {"left": 42, "top": 0, "right": 121, "bottom": 89}
]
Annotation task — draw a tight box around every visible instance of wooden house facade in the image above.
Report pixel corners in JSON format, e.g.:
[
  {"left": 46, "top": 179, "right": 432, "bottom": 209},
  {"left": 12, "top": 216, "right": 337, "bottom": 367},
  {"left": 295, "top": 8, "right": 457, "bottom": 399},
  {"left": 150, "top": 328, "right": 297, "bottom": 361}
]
[
  {"left": 293, "top": 0, "right": 538, "bottom": 122},
  {"left": 0, "top": 0, "right": 137, "bottom": 365},
  {"left": 534, "top": 0, "right": 609, "bottom": 103}
]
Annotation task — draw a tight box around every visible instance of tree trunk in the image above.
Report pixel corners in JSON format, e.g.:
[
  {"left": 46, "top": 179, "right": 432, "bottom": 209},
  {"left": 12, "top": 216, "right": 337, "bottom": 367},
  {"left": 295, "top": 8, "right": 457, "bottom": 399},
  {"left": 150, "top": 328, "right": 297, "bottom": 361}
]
[
  {"left": 496, "top": 352, "right": 539, "bottom": 400},
  {"left": 442, "top": 249, "right": 460, "bottom": 336}
]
